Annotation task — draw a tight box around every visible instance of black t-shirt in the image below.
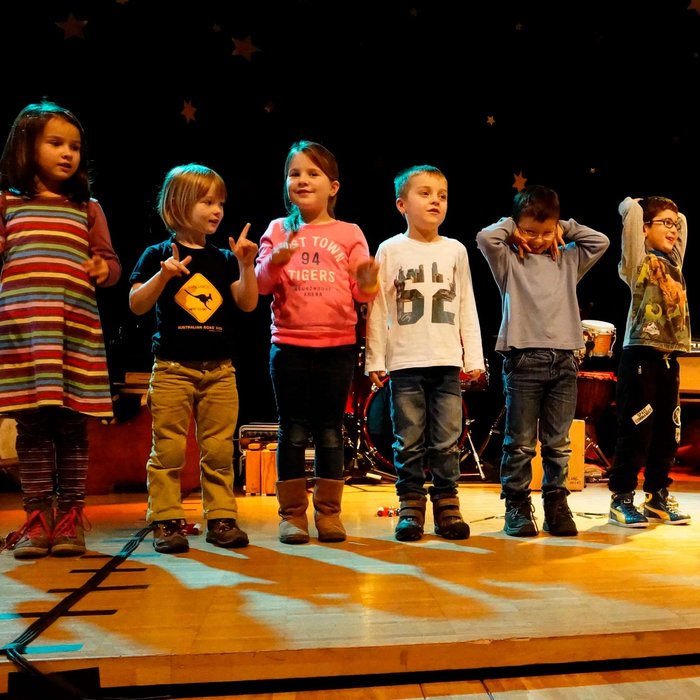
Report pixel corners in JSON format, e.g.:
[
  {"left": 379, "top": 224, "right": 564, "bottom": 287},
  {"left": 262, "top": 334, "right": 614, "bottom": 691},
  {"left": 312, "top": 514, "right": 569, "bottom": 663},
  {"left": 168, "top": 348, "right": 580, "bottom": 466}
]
[{"left": 129, "top": 239, "right": 241, "bottom": 362}]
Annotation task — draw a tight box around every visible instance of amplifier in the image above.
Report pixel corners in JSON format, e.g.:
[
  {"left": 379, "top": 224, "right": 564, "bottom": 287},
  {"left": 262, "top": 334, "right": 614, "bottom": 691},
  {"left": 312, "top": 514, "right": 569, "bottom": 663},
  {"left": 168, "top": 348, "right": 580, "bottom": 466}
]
[
  {"left": 679, "top": 342, "right": 700, "bottom": 396},
  {"left": 237, "top": 423, "right": 315, "bottom": 483}
]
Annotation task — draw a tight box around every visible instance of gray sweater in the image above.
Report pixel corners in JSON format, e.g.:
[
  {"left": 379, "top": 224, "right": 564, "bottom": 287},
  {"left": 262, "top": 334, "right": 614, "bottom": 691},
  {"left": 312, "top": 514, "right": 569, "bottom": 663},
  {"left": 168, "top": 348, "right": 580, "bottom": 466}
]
[{"left": 476, "top": 217, "right": 610, "bottom": 353}]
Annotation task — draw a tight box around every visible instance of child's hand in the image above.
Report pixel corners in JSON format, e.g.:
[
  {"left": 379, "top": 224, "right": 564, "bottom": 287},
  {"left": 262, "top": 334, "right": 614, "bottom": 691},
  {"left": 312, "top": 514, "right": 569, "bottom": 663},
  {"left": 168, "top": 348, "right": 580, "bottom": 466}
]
[
  {"left": 352, "top": 256, "right": 380, "bottom": 292},
  {"left": 229, "top": 223, "right": 258, "bottom": 267},
  {"left": 369, "top": 370, "right": 387, "bottom": 388},
  {"left": 547, "top": 223, "right": 566, "bottom": 260},
  {"left": 83, "top": 255, "right": 110, "bottom": 284},
  {"left": 461, "top": 368, "right": 487, "bottom": 390},
  {"left": 510, "top": 227, "right": 532, "bottom": 260},
  {"left": 270, "top": 231, "right": 299, "bottom": 265},
  {"left": 159, "top": 242, "right": 192, "bottom": 280}
]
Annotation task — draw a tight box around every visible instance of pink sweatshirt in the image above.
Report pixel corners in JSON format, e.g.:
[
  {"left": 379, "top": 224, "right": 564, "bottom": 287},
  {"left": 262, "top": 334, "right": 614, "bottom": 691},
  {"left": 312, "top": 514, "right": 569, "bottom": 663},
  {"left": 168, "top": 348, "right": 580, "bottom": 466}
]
[{"left": 255, "top": 218, "right": 377, "bottom": 347}]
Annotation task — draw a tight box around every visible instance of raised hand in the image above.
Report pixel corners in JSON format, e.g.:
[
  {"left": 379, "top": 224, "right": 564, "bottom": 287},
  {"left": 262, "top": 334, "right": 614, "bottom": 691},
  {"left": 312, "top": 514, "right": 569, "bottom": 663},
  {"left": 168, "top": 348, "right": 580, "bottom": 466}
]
[
  {"left": 229, "top": 223, "right": 258, "bottom": 266},
  {"left": 159, "top": 242, "right": 192, "bottom": 281},
  {"left": 270, "top": 231, "right": 299, "bottom": 265},
  {"left": 352, "top": 256, "right": 380, "bottom": 292}
]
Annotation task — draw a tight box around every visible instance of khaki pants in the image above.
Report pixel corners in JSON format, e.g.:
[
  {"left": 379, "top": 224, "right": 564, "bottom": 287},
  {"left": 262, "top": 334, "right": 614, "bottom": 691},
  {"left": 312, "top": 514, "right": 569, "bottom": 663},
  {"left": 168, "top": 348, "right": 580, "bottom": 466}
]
[{"left": 145, "top": 358, "right": 239, "bottom": 523}]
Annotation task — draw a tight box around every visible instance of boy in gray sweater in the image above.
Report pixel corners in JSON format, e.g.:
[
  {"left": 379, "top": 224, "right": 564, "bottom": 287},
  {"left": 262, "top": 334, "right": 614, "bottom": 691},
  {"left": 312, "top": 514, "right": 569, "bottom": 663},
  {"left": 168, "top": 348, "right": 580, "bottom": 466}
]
[{"left": 476, "top": 185, "right": 609, "bottom": 537}]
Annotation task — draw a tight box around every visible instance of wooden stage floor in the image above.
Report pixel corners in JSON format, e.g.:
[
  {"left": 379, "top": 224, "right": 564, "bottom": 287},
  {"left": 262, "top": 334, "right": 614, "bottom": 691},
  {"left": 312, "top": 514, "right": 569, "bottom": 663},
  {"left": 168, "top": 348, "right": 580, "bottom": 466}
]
[{"left": 1, "top": 476, "right": 700, "bottom": 699}]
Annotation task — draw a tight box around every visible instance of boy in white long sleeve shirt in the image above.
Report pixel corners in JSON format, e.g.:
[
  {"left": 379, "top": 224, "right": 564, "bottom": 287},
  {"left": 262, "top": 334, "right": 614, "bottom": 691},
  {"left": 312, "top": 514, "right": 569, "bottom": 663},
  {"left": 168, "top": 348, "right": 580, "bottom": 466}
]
[{"left": 365, "top": 165, "right": 486, "bottom": 542}]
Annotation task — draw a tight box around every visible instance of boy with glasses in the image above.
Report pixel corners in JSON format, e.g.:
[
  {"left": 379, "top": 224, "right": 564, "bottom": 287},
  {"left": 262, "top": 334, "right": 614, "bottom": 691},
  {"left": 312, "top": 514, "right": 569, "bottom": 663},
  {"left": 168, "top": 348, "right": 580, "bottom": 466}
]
[
  {"left": 607, "top": 196, "right": 692, "bottom": 527},
  {"left": 476, "top": 185, "right": 609, "bottom": 537}
]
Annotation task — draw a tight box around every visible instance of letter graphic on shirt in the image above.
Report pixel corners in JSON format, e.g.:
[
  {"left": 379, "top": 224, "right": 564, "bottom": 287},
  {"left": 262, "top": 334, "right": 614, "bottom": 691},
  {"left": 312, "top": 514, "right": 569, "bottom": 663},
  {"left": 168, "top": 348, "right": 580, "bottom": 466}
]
[
  {"left": 394, "top": 262, "right": 456, "bottom": 326},
  {"left": 174, "top": 273, "right": 223, "bottom": 323}
]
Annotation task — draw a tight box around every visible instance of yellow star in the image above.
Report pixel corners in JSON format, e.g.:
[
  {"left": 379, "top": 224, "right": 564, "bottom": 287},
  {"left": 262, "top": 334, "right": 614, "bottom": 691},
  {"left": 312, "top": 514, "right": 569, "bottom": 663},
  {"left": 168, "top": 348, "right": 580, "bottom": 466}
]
[
  {"left": 486, "top": 115, "right": 496, "bottom": 126},
  {"left": 513, "top": 171, "right": 527, "bottom": 192},
  {"left": 689, "top": 0, "right": 700, "bottom": 15},
  {"left": 56, "top": 13, "right": 88, "bottom": 40},
  {"left": 232, "top": 35, "right": 260, "bottom": 61},
  {"left": 181, "top": 100, "right": 197, "bottom": 124}
]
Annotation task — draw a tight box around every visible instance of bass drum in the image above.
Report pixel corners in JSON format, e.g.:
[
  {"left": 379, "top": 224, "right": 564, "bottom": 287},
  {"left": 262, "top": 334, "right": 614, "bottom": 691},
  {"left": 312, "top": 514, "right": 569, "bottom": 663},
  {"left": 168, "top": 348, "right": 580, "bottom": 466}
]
[{"left": 361, "top": 378, "right": 469, "bottom": 472}]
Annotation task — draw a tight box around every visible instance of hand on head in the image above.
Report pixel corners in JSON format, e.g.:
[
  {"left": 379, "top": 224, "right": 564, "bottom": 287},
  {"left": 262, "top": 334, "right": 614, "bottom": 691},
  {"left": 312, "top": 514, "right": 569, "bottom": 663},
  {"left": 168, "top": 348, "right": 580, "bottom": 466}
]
[
  {"left": 159, "top": 242, "right": 192, "bottom": 280},
  {"left": 270, "top": 231, "right": 300, "bottom": 265},
  {"left": 229, "top": 223, "right": 258, "bottom": 266}
]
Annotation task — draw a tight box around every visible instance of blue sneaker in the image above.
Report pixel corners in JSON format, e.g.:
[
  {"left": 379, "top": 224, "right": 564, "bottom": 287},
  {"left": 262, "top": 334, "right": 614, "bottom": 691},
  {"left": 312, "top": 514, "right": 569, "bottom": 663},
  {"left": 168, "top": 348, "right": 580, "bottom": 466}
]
[
  {"left": 643, "top": 489, "right": 691, "bottom": 525},
  {"left": 609, "top": 492, "right": 648, "bottom": 528}
]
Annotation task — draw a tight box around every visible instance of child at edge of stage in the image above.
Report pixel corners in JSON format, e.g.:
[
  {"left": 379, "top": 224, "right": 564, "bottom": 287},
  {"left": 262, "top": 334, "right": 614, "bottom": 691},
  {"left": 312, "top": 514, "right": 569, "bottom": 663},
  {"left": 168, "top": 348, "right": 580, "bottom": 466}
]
[
  {"left": 364, "top": 164, "right": 486, "bottom": 542},
  {"left": 607, "top": 196, "right": 692, "bottom": 527},
  {"left": 0, "top": 101, "right": 122, "bottom": 559},
  {"left": 476, "top": 184, "right": 609, "bottom": 538},
  {"left": 129, "top": 163, "right": 258, "bottom": 554},
  {"left": 255, "top": 140, "right": 379, "bottom": 545}
]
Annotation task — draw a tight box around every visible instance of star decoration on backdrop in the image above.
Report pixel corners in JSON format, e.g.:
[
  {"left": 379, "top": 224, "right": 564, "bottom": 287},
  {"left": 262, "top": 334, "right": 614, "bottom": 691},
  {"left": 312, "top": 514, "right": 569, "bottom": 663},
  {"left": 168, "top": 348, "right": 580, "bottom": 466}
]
[
  {"left": 513, "top": 171, "right": 527, "bottom": 191},
  {"left": 56, "top": 13, "right": 88, "bottom": 39},
  {"left": 486, "top": 115, "right": 495, "bottom": 126},
  {"left": 181, "top": 100, "right": 197, "bottom": 124},
  {"left": 232, "top": 36, "right": 260, "bottom": 61},
  {"left": 689, "top": 1, "right": 700, "bottom": 15}
]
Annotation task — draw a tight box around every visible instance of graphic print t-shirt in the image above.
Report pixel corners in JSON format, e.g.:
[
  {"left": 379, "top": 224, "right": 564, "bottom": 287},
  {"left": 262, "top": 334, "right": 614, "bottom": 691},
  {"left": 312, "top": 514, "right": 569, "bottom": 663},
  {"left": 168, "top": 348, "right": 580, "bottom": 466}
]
[{"left": 129, "top": 240, "right": 240, "bottom": 361}]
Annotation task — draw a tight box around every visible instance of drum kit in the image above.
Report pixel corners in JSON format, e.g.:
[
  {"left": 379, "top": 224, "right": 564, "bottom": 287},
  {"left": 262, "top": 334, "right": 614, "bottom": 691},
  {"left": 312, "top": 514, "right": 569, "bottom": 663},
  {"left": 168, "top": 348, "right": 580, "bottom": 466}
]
[{"left": 343, "top": 318, "right": 619, "bottom": 483}]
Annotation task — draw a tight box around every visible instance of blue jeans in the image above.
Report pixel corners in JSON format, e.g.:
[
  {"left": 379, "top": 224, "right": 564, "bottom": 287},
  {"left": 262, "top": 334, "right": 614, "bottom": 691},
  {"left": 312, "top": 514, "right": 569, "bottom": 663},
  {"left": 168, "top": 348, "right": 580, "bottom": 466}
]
[
  {"left": 389, "top": 366, "right": 462, "bottom": 498},
  {"left": 500, "top": 349, "right": 577, "bottom": 500},
  {"left": 270, "top": 343, "right": 355, "bottom": 481}
]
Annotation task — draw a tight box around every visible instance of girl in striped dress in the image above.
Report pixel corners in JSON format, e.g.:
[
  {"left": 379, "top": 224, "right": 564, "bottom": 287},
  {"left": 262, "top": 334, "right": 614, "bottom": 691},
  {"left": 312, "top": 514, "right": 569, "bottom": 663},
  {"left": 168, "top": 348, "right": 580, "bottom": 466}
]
[{"left": 0, "top": 101, "right": 121, "bottom": 558}]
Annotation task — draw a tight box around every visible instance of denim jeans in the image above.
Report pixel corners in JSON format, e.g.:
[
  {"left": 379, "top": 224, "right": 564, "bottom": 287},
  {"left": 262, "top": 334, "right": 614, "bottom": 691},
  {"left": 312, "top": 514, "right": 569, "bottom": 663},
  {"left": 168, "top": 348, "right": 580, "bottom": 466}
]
[
  {"left": 500, "top": 349, "right": 577, "bottom": 500},
  {"left": 389, "top": 366, "right": 462, "bottom": 498},
  {"left": 270, "top": 343, "right": 355, "bottom": 481},
  {"left": 146, "top": 358, "right": 239, "bottom": 523}
]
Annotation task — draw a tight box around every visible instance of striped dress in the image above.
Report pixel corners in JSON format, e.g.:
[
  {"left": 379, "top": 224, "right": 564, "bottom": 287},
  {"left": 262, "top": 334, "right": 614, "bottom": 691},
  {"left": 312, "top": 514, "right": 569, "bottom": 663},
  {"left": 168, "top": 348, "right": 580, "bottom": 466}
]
[{"left": 0, "top": 194, "right": 120, "bottom": 418}]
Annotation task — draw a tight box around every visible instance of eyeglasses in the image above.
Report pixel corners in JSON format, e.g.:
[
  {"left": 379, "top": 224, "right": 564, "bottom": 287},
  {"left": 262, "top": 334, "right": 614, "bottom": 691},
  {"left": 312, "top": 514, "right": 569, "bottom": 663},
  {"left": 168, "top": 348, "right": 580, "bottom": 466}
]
[
  {"left": 517, "top": 228, "right": 556, "bottom": 240},
  {"left": 645, "top": 218, "right": 681, "bottom": 231}
]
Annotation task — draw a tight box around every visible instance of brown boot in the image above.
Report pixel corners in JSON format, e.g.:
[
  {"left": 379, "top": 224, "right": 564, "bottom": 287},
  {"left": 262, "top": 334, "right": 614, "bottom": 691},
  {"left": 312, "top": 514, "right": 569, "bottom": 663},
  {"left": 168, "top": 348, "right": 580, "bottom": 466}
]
[
  {"left": 395, "top": 494, "right": 427, "bottom": 542},
  {"left": 432, "top": 495, "right": 470, "bottom": 540},
  {"left": 10, "top": 503, "right": 54, "bottom": 559},
  {"left": 313, "top": 478, "right": 346, "bottom": 542},
  {"left": 276, "top": 478, "right": 310, "bottom": 544},
  {"left": 52, "top": 505, "right": 90, "bottom": 556}
]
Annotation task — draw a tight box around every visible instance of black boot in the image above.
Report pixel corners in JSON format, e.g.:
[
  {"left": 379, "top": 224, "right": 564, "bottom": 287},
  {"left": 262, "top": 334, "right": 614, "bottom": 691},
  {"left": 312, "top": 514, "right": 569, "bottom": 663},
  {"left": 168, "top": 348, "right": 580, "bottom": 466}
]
[
  {"left": 543, "top": 489, "right": 578, "bottom": 536},
  {"left": 504, "top": 497, "right": 538, "bottom": 537}
]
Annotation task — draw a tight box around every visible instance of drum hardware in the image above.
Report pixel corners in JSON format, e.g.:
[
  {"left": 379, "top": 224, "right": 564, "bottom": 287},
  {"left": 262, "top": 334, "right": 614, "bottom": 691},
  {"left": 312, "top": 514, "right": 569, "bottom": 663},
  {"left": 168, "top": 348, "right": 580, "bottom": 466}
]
[
  {"left": 577, "top": 320, "right": 617, "bottom": 364},
  {"left": 575, "top": 371, "right": 616, "bottom": 471},
  {"left": 342, "top": 346, "right": 488, "bottom": 482}
]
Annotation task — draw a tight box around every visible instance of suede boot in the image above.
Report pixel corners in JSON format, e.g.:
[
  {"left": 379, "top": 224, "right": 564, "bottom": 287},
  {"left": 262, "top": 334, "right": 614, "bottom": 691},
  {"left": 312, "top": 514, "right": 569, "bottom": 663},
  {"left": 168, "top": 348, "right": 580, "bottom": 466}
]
[
  {"left": 395, "top": 494, "right": 427, "bottom": 542},
  {"left": 313, "top": 478, "right": 346, "bottom": 542},
  {"left": 276, "top": 478, "right": 310, "bottom": 544},
  {"left": 432, "top": 495, "right": 470, "bottom": 540}
]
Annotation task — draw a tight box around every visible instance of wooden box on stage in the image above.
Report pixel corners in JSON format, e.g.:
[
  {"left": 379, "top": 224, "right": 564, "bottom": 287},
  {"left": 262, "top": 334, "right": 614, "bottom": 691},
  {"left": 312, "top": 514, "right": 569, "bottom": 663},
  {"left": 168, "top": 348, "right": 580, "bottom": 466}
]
[
  {"left": 243, "top": 442, "right": 277, "bottom": 496},
  {"left": 531, "top": 418, "right": 585, "bottom": 492}
]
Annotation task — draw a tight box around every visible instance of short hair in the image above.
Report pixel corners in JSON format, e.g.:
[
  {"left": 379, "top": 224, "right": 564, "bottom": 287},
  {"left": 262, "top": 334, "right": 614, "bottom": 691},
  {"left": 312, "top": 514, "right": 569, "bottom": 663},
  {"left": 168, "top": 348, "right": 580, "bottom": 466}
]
[
  {"left": 394, "top": 165, "right": 445, "bottom": 199},
  {"left": 0, "top": 100, "right": 90, "bottom": 203},
  {"left": 512, "top": 185, "right": 560, "bottom": 223},
  {"left": 283, "top": 140, "right": 339, "bottom": 233},
  {"left": 641, "top": 196, "right": 678, "bottom": 221},
  {"left": 157, "top": 163, "right": 226, "bottom": 234}
]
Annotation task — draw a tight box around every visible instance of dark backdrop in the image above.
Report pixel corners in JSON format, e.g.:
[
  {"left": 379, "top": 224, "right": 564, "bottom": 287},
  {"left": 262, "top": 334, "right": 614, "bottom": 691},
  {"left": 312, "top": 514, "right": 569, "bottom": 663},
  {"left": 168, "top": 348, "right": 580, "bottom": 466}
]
[{"left": 4, "top": 0, "right": 699, "bottom": 447}]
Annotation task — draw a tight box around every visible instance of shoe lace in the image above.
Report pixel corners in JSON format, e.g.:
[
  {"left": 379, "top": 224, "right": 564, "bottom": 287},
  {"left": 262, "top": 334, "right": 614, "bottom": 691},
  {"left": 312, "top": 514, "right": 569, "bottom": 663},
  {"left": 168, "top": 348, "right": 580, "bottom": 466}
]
[
  {"left": 508, "top": 500, "right": 539, "bottom": 532},
  {"left": 665, "top": 494, "right": 682, "bottom": 514},
  {"left": 2, "top": 510, "right": 51, "bottom": 551},
  {"left": 157, "top": 519, "right": 186, "bottom": 536},
  {"left": 617, "top": 497, "right": 641, "bottom": 516},
  {"left": 54, "top": 506, "right": 91, "bottom": 539},
  {"left": 212, "top": 519, "right": 237, "bottom": 532}
]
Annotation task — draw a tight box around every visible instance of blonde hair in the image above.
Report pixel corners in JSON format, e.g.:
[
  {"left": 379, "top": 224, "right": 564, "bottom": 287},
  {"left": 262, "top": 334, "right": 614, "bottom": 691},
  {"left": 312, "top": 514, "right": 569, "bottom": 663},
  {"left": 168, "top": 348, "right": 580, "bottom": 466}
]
[{"left": 157, "top": 163, "right": 226, "bottom": 234}]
